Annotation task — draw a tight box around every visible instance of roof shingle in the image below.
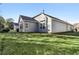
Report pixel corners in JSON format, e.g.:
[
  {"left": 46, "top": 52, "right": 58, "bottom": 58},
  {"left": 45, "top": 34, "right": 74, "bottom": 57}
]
[{"left": 20, "top": 15, "right": 37, "bottom": 22}]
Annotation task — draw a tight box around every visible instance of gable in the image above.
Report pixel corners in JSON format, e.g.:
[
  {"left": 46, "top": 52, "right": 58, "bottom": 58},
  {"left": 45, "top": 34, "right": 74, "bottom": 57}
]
[
  {"left": 18, "top": 16, "right": 24, "bottom": 24},
  {"left": 33, "top": 13, "right": 47, "bottom": 22}
]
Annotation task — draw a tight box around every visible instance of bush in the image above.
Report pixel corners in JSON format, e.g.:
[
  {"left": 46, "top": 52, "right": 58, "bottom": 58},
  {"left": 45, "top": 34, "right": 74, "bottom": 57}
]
[{"left": 2, "top": 28, "right": 10, "bottom": 32}]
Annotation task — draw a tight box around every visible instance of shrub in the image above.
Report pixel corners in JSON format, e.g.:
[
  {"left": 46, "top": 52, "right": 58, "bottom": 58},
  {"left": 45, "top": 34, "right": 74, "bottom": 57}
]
[{"left": 2, "top": 28, "right": 10, "bottom": 32}]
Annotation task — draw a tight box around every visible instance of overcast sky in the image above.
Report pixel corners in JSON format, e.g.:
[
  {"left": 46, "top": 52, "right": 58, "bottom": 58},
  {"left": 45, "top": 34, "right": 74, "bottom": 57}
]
[{"left": 0, "top": 3, "right": 79, "bottom": 24}]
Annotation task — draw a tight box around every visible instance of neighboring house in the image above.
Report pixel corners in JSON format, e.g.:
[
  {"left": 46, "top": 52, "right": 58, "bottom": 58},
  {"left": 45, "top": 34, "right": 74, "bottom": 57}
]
[
  {"left": 18, "top": 12, "right": 74, "bottom": 33},
  {"left": 13, "top": 23, "right": 19, "bottom": 31},
  {"left": 74, "top": 23, "right": 79, "bottom": 32}
]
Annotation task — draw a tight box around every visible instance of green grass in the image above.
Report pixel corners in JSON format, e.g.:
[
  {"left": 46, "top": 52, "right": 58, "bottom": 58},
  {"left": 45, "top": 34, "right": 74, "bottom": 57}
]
[{"left": 0, "top": 32, "right": 79, "bottom": 55}]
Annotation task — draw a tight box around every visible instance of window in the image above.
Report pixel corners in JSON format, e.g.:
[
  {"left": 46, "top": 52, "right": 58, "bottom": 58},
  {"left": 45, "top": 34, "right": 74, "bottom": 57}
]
[
  {"left": 40, "top": 24, "right": 42, "bottom": 29},
  {"left": 42, "top": 23, "right": 45, "bottom": 29},
  {"left": 25, "top": 23, "right": 28, "bottom": 28},
  {"left": 40, "top": 23, "right": 45, "bottom": 29},
  {"left": 43, "top": 26, "right": 45, "bottom": 29}
]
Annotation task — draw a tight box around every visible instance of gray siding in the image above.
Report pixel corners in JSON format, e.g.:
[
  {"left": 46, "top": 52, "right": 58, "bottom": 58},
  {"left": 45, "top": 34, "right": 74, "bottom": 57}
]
[{"left": 23, "top": 22, "right": 37, "bottom": 32}]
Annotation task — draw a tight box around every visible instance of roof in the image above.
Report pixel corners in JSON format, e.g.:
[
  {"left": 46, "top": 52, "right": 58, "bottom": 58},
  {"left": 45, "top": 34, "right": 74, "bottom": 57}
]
[
  {"left": 13, "top": 23, "right": 19, "bottom": 26},
  {"left": 19, "top": 15, "right": 37, "bottom": 22},
  {"left": 74, "top": 23, "right": 79, "bottom": 26},
  {"left": 33, "top": 13, "right": 73, "bottom": 26},
  {"left": 74, "top": 23, "right": 79, "bottom": 25}
]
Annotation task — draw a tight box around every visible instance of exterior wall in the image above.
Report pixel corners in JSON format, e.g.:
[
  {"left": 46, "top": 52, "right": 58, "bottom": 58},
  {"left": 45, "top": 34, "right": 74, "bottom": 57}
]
[
  {"left": 14, "top": 25, "right": 19, "bottom": 31},
  {"left": 19, "top": 17, "right": 25, "bottom": 32},
  {"left": 74, "top": 24, "right": 79, "bottom": 32},
  {"left": 46, "top": 16, "right": 52, "bottom": 33},
  {"left": 67, "top": 25, "right": 73, "bottom": 31},
  {"left": 19, "top": 17, "right": 37, "bottom": 32},
  {"left": 48, "top": 17, "right": 73, "bottom": 33},
  {"left": 23, "top": 22, "right": 37, "bottom": 32},
  {"left": 52, "top": 20, "right": 73, "bottom": 33},
  {"left": 52, "top": 20, "right": 67, "bottom": 33},
  {"left": 19, "top": 16, "right": 37, "bottom": 32},
  {"left": 34, "top": 14, "right": 48, "bottom": 32}
]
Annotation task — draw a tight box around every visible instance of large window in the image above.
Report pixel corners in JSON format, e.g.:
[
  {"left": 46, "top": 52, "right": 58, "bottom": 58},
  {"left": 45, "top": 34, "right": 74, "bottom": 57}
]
[
  {"left": 40, "top": 23, "right": 45, "bottom": 29},
  {"left": 40, "top": 24, "right": 42, "bottom": 29},
  {"left": 42, "top": 23, "right": 45, "bottom": 29},
  {"left": 40, "top": 20, "right": 46, "bottom": 29}
]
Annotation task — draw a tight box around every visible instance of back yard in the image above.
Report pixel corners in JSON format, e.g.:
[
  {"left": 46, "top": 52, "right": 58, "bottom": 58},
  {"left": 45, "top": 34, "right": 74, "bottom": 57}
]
[{"left": 0, "top": 32, "right": 79, "bottom": 55}]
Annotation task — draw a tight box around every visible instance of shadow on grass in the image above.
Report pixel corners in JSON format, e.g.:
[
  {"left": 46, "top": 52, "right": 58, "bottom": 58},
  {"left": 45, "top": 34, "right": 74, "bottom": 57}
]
[
  {"left": 55, "top": 35, "right": 79, "bottom": 39},
  {"left": 56, "top": 32, "right": 79, "bottom": 36}
]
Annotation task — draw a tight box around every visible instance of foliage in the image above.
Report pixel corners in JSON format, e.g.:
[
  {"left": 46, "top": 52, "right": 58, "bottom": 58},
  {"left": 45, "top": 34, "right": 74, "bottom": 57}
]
[
  {"left": 0, "top": 16, "right": 14, "bottom": 32},
  {"left": 2, "top": 28, "right": 10, "bottom": 32},
  {"left": 0, "top": 16, "right": 5, "bottom": 29},
  {"left": 0, "top": 16, "right": 5, "bottom": 25},
  {"left": 6, "top": 18, "right": 14, "bottom": 29},
  {"left": 0, "top": 32, "right": 79, "bottom": 55}
]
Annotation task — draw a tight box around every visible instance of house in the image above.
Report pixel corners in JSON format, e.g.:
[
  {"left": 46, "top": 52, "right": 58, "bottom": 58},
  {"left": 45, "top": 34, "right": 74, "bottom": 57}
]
[
  {"left": 18, "top": 15, "right": 37, "bottom": 32},
  {"left": 73, "top": 23, "right": 79, "bottom": 32},
  {"left": 18, "top": 12, "right": 74, "bottom": 33},
  {"left": 13, "top": 23, "right": 19, "bottom": 31}
]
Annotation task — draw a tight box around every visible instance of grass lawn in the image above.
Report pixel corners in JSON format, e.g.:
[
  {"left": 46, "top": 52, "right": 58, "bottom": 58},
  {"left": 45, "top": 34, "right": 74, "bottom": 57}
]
[{"left": 0, "top": 32, "right": 79, "bottom": 55}]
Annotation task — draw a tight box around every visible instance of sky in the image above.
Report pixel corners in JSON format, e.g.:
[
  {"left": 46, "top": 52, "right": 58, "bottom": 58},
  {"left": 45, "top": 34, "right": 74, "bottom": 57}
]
[{"left": 0, "top": 3, "right": 79, "bottom": 24}]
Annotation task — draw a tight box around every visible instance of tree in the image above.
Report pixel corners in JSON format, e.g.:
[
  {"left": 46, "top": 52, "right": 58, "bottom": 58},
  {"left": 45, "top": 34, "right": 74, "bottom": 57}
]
[
  {"left": 6, "top": 18, "right": 14, "bottom": 29},
  {"left": 0, "top": 16, "right": 5, "bottom": 25},
  {"left": 0, "top": 16, "right": 5, "bottom": 29},
  {"left": 0, "top": 16, "right": 14, "bottom": 31},
  {"left": 6, "top": 18, "right": 14, "bottom": 22}
]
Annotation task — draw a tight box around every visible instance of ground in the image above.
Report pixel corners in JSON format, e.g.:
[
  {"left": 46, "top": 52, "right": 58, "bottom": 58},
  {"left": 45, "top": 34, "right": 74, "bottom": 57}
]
[{"left": 0, "top": 32, "right": 79, "bottom": 55}]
